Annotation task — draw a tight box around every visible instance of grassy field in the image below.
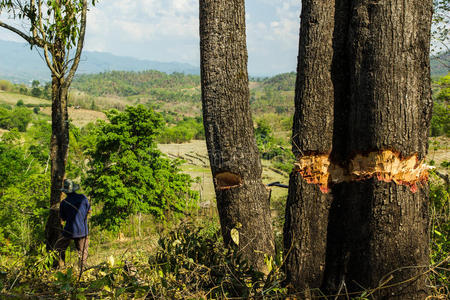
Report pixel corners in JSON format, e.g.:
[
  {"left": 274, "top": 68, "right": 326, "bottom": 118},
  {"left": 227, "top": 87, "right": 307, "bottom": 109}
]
[
  {"left": 0, "top": 90, "right": 50, "bottom": 106},
  {"left": 158, "top": 140, "right": 290, "bottom": 204}
]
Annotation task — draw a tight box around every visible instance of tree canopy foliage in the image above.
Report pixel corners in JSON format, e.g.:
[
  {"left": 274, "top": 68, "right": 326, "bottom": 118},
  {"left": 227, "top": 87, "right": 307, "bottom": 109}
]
[
  {"left": 432, "top": 0, "right": 450, "bottom": 54},
  {"left": 83, "top": 105, "right": 198, "bottom": 231},
  {"left": 0, "top": 106, "right": 32, "bottom": 132},
  {"left": 0, "top": 0, "right": 93, "bottom": 83},
  {"left": 431, "top": 73, "right": 450, "bottom": 136}
]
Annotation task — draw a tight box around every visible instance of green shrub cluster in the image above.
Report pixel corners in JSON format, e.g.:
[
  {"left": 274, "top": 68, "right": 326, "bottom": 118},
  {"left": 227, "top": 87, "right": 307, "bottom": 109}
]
[
  {"left": 158, "top": 116, "right": 205, "bottom": 143},
  {"left": 83, "top": 105, "right": 199, "bottom": 231},
  {"left": 429, "top": 171, "right": 449, "bottom": 290},
  {"left": 0, "top": 220, "right": 286, "bottom": 299},
  {"left": 0, "top": 106, "right": 32, "bottom": 132},
  {"left": 255, "top": 119, "right": 295, "bottom": 173},
  {"left": 431, "top": 73, "right": 450, "bottom": 137},
  {"left": 149, "top": 221, "right": 286, "bottom": 298},
  {"left": 0, "top": 174, "right": 50, "bottom": 254},
  {"left": 0, "top": 134, "right": 49, "bottom": 255}
]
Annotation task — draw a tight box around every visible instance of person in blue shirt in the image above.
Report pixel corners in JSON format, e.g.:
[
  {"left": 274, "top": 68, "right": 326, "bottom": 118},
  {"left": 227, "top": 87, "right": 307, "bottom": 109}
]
[{"left": 55, "top": 179, "right": 91, "bottom": 269}]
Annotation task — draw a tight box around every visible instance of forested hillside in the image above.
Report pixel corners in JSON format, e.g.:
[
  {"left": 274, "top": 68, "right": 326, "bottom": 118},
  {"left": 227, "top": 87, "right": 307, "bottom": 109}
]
[{"left": 72, "top": 70, "right": 200, "bottom": 97}]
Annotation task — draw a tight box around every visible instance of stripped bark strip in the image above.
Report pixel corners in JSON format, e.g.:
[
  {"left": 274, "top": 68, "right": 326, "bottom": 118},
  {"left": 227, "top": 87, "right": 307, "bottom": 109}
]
[{"left": 294, "top": 150, "right": 430, "bottom": 193}]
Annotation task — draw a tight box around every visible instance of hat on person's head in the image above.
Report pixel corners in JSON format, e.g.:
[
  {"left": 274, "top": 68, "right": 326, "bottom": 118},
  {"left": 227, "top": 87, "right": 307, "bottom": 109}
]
[{"left": 62, "top": 179, "right": 80, "bottom": 193}]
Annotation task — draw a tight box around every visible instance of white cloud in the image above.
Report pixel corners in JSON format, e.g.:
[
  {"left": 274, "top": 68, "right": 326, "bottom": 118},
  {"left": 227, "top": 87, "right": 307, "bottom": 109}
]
[
  {"left": 246, "top": 0, "right": 300, "bottom": 74},
  {"left": 0, "top": 0, "right": 301, "bottom": 75},
  {"left": 84, "top": 0, "right": 199, "bottom": 62}
]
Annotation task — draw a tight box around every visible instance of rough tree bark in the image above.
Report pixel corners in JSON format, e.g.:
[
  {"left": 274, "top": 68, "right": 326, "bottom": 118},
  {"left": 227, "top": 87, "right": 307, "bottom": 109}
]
[
  {"left": 45, "top": 73, "right": 70, "bottom": 250},
  {"left": 286, "top": 0, "right": 433, "bottom": 297},
  {"left": 199, "top": 0, "right": 274, "bottom": 271},
  {"left": 283, "top": 0, "right": 335, "bottom": 291},
  {"left": 324, "top": 1, "right": 433, "bottom": 298}
]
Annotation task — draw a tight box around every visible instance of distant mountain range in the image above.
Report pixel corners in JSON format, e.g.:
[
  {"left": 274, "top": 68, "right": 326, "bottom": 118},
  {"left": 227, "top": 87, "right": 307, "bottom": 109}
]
[
  {"left": 0, "top": 39, "right": 448, "bottom": 84},
  {"left": 0, "top": 39, "right": 199, "bottom": 84},
  {"left": 430, "top": 52, "right": 450, "bottom": 78}
]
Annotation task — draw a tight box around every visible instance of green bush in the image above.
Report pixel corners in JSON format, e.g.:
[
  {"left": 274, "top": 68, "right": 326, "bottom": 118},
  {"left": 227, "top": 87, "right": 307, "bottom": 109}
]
[
  {"left": 0, "top": 106, "right": 32, "bottom": 132},
  {"left": 31, "top": 88, "right": 42, "bottom": 98},
  {"left": 0, "top": 79, "right": 12, "bottom": 91},
  {"left": 431, "top": 101, "right": 450, "bottom": 136},
  {"left": 27, "top": 120, "right": 51, "bottom": 164},
  {"left": 12, "top": 107, "right": 32, "bottom": 132},
  {"left": 158, "top": 116, "right": 204, "bottom": 143},
  {"left": 84, "top": 105, "right": 199, "bottom": 231},
  {"left": 0, "top": 139, "right": 35, "bottom": 191},
  {"left": 429, "top": 173, "right": 449, "bottom": 289},
  {"left": 0, "top": 174, "right": 50, "bottom": 254},
  {"left": 0, "top": 107, "right": 11, "bottom": 130}
]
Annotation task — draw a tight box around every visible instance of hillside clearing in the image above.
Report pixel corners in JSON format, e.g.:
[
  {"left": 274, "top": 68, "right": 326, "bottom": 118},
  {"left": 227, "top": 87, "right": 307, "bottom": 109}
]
[
  {"left": 0, "top": 91, "right": 50, "bottom": 106},
  {"left": 158, "top": 140, "right": 290, "bottom": 206},
  {"left": 40, "top": 107, "right": 107, "bottom": 128}
]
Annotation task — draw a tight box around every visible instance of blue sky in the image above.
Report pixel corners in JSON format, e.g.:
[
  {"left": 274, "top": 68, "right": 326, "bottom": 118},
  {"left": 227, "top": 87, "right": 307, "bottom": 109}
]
[{"left": 0, "top": 0, "right": 301, "bottom": 76}]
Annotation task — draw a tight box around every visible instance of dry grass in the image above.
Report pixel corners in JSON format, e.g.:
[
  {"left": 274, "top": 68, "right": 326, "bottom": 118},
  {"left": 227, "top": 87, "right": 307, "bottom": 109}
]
[
  {"left": 429, "top": 136, "right": 450, "bottom": 174},
  {"left": 0, "top": 128, "right": 8, "bottom": 136},
  {"left": 40, "top": 107, "right": 107, "bottom": 128},
  {"left": 249, "top": 81, "right": 262, "bottom": 89},
  {"left": 69, "top": 90, "right": 132, "bottom": 111},
  {"left": 158, "top": 140, "right": 290, "bottom": 207},
  {"left": 0, "top": 91, "right": 50, "bottom": 106}
]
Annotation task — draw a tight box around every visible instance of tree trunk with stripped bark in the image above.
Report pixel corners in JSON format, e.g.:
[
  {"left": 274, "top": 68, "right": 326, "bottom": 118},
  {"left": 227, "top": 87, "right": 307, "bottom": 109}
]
[{"left": 285, "top": 0, "right": 433, "bottom": 298}]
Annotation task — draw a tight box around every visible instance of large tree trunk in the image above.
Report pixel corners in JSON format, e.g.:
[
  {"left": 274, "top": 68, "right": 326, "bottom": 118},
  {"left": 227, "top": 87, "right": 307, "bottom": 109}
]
[
  {"left": 45, "top": 77, "right": 69, "bottom": 251},
  {"left": 199, "top": 0, "right": 274, "bottom": 271},
  {"left": 283, "top": 0, "right": 336, "bottom": 292},
  {"left": 323, "top": 1, "right": 433, "bottom": 298},
  {"left": 286, "top": 0, "right": 433, "bottom": 297}
]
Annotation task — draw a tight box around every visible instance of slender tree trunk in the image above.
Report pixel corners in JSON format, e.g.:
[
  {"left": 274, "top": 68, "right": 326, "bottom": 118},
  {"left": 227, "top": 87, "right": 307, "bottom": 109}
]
[
  {"left": 44, "top": 27, "right": 70, "bottom": 250},
  {"left": 199, "top": 0, "right": 274, "bottom": 271},
  {"left": 283, "top": 0, "right": 336, "bottom": 291},
  {"left": 45, "top": 75, "right": 69, "bottom": 251},
  {"left": 286, "top": 0, "right": 433, "bottom": 297}
]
